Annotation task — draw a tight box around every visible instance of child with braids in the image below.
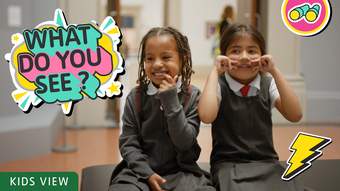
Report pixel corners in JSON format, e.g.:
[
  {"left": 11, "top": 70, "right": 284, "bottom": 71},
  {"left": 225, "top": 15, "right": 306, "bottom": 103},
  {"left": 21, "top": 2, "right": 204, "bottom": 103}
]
[{"left": 109, "top": 27, "right": 215, "bottom": 191}]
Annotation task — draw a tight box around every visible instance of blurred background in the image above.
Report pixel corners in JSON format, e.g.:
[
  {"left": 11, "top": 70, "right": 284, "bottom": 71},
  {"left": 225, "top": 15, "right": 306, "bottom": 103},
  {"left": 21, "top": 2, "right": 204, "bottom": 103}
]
[{"left": 0, "top": 0, "right": 339, "bottom": 180}]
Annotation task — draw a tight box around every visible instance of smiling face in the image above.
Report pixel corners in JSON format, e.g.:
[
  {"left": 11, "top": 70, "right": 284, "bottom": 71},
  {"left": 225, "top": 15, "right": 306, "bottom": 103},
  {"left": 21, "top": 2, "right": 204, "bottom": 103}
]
[
  {"left": 144, "top": 35, "right": 181, "bottom": 87},
  {"left": 225, "top": 33, "right": 262, "bottom": 84}
]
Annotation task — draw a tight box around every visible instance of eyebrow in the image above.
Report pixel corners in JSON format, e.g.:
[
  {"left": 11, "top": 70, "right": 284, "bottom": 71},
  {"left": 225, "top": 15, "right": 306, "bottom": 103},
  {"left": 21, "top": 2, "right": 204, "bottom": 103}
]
[
  {"left": 229, "top": 45, "right": 241, "bottom": 49},
  {"left": 145, "top": 53, "right": 153, "bottom": 56},
  {"left": 228, "top": 45, "right": 259, "bottom": 49},
  {"left": 161, "top": 52, "right": 175, "bottom": 56},
  {"left": 161, "top": 50, "right": 176, "bottom": 54},
  {"left": 248, "top": 46, "right": 259, "bottom": 49}
]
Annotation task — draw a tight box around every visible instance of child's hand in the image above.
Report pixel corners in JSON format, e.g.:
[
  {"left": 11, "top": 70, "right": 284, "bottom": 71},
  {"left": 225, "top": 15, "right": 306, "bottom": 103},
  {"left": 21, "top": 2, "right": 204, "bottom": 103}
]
[
  {"left": 159, "top": 74, "right": 178, "bottom": 93},
  {"left": 249, "top": 59, "right": 261, "bottom": 72},
  {"left": 148, "top": 173, "right": 167, "bottom": 191},
  {"left": 260, "top": 55, "right": 276, "bottom": 74},
  {"left": 215, "top": 55, "right": 237, "bottom": 75}
]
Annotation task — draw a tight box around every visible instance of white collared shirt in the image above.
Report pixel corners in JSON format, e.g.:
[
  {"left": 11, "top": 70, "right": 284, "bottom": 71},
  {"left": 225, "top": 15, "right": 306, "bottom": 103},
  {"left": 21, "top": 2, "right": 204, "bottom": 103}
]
[
  {"left": 217, "top": 73, "right": 280, "bottom": 109},
  {"left": 146, "top": 77, "right": 182, "bottom": 95}
]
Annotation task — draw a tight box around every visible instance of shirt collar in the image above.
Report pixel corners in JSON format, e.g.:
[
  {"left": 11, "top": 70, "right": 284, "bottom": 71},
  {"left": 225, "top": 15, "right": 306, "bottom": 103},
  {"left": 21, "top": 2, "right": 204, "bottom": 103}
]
[
  {"left": 224, "top": 72, "right": 261, "bottom": 92},
  {"left": 146, "top": 76, "right": 182, "bottom": 95}
]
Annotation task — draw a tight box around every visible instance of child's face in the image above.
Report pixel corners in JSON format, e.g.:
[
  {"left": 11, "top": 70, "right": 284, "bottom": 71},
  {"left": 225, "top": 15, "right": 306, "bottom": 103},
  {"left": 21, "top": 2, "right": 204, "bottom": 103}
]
[
  {"left": 225, "top": 34, "right": 262, "bottom": 84},
  {"left": 144, "top": 35, "right": 180, "bottom": 87}
]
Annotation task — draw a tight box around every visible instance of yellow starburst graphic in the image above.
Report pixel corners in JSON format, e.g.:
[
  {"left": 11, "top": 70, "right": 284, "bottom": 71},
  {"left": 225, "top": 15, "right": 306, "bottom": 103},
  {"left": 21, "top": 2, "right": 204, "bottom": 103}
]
[{"left": 108, "top": 82, "right": 121, "bottom": 95}]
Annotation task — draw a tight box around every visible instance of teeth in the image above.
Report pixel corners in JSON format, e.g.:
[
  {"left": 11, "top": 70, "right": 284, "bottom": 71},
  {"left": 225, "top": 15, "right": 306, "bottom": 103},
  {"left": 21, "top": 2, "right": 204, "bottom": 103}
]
[{"left": 153, "top": 71, "right": 168, "bottom": 76}]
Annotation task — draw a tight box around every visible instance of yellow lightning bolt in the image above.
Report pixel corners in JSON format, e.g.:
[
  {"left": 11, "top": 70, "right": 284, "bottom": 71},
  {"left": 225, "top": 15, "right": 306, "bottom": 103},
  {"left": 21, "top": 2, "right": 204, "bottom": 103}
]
[{"left": 282, "top": 132, "right": 332, "bottom": 181}]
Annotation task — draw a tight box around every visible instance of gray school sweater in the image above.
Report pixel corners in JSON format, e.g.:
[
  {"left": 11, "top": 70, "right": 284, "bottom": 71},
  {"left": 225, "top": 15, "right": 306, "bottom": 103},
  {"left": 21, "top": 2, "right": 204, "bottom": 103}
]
[{"left": 117, "top": 85, "right": 203, "bottom": 180}]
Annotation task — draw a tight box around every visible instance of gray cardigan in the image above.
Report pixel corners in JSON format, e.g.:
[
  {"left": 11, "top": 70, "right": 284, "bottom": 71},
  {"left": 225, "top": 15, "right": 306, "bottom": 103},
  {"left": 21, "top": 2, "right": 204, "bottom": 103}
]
[{"left": 118, "top": 85, "right": 203, "bottom": 179}]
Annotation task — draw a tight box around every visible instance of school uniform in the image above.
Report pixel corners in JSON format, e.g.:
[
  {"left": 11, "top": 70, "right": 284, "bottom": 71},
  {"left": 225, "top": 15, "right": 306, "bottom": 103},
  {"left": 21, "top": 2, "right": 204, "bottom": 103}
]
[
  {"left": 211, "top": 73, "right": 304, "bottom": 191},
  {"left": 109, "top": 82, "right": 215, "bottom": 191}
]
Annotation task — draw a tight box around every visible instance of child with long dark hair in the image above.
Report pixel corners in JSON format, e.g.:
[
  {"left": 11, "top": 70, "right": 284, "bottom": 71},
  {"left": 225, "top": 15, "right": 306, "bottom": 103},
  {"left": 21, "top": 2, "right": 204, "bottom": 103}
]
[{"left": 199, "top": 24, "right": 305, "bottom": 191}]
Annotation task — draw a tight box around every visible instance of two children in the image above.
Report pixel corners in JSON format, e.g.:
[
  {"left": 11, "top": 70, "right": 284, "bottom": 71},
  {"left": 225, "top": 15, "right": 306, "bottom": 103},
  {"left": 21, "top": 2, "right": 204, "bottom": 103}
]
[{"left": 111, "top": 24, "right": 304, "bottom": 191}]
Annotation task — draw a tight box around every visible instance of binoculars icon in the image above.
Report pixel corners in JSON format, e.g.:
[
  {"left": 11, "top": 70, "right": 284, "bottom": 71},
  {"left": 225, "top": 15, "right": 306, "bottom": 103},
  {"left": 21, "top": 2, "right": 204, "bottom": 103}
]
[{"left": 289, "top": 4, "right": 320, "bottom": 23}]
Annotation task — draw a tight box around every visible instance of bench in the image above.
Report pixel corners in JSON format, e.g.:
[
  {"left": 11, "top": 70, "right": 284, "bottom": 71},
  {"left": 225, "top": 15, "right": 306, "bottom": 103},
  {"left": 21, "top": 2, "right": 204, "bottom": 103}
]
[{"left": 81, "top": 160, "right": 340, "bottom": 191}]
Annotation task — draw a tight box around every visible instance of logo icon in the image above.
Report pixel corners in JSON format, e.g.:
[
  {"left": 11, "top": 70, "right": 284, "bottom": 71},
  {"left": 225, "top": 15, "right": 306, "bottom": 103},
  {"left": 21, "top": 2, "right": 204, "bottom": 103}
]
[
  {"left": 4, "top": 9, "right": 124, "bottom": 115},
  {"left": 281, "top": 0, "right": 332, "bottom": 36},
  {"left": 282, "top": 132, "right": 332, "bottom": 181}
]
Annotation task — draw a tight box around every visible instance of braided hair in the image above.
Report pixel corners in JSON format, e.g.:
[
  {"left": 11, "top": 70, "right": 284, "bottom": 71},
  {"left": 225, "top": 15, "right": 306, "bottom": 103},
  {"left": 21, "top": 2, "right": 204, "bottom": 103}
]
[{"left": 137, "top": 27, "right": 193, "bottom": 94}]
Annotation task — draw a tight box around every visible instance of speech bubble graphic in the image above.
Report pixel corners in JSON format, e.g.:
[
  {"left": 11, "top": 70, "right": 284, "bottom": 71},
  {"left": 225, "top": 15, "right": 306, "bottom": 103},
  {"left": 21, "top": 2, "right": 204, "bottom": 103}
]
[
  {"left": 281, "top": 0, "right": 332, "bottom": 36},
  {"left": 5, "top": 9, "right": 124, "bottom": 115}
]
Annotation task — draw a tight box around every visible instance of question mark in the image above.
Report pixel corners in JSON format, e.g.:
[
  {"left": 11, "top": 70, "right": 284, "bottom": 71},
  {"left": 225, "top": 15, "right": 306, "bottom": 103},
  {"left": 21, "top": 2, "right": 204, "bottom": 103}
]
[{"left": 78, "top": 71, "right": 89, "bottom": 90}]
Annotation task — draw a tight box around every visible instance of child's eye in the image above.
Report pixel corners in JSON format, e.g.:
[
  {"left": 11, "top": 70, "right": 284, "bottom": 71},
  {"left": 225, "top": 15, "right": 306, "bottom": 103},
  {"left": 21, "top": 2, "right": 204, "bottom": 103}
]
[
  {"left": 163, "top": 56, "right": 171, "bottom": 60},
  {"left": 248, "top": 49, "right": 259, "bottom": 54},
  {"left": 231, "top": 49, "right": 240, "bottom": 54},
  {"left": 145, "top": 57, "right": 154, "bottom": 62}
]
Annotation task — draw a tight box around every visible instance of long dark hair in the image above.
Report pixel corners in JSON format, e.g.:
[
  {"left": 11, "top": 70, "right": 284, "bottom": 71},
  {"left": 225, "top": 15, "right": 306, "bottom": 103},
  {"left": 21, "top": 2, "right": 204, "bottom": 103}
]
[
  {"left": 220, "top": 24, "right": 266, "bottom": 55},
  {"left": 137, "top": 27, "right": 193, "bottom": 94}
]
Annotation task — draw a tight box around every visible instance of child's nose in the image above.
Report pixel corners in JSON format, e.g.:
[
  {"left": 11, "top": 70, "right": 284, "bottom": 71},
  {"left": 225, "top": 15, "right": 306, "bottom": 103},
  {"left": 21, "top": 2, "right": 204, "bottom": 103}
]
[
  {"left": 153, "top": 58, "right": 163, "bottom": 68},
  {"left": 239, "top": 51, "right": 250, "bottom": 63}
]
